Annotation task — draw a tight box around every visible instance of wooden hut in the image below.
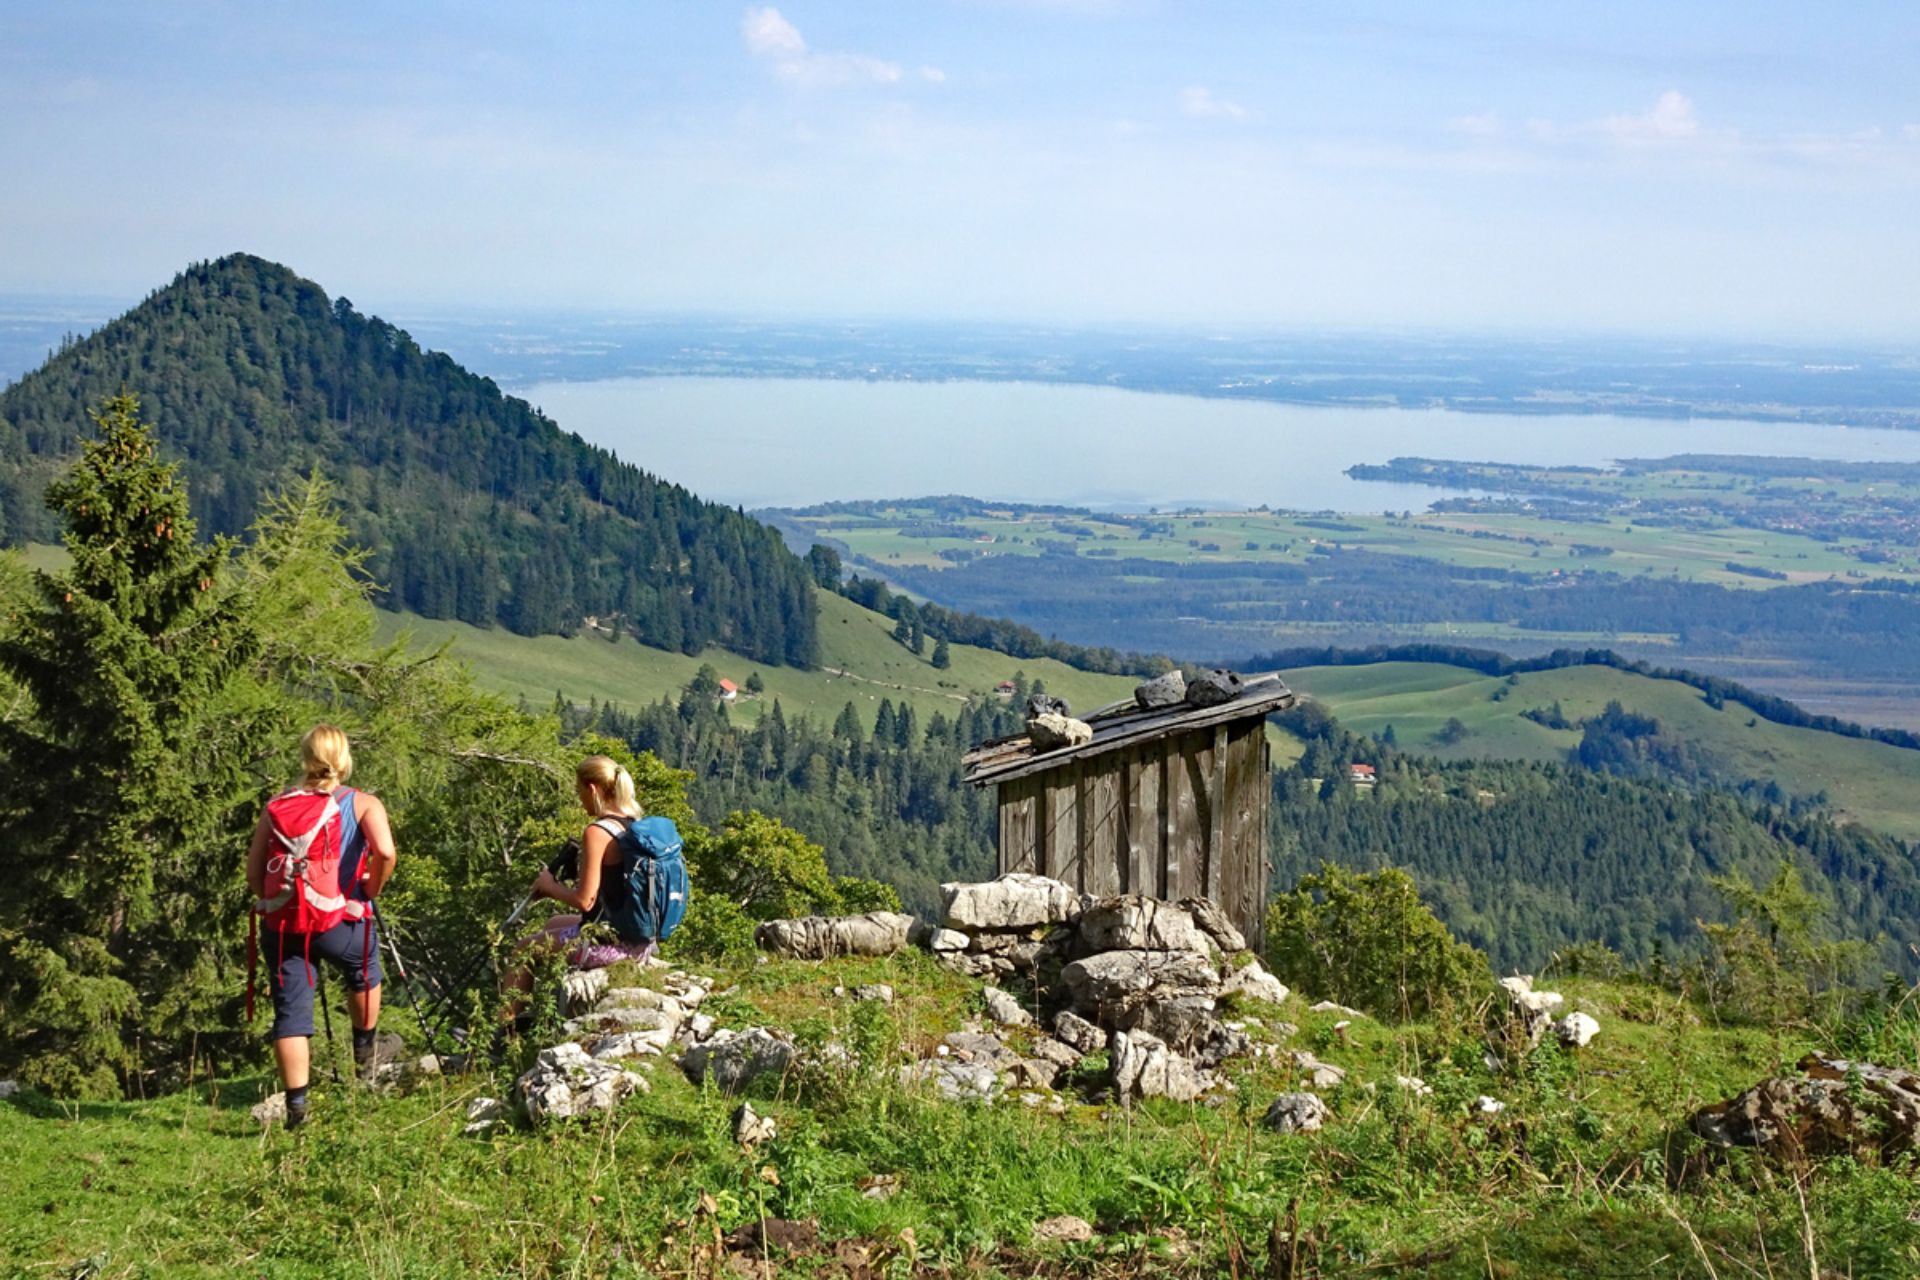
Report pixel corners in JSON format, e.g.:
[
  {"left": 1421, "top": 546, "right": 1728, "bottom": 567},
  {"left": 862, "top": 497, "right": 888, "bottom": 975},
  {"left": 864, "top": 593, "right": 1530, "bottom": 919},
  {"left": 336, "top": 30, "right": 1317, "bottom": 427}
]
[{"left": 961, "top": 675, "right": 1295, "bottom": 948}]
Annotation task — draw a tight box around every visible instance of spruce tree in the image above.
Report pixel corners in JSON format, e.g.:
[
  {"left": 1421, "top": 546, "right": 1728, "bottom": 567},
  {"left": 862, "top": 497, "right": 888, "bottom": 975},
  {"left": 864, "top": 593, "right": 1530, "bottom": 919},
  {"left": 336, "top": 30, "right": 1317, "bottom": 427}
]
[
  {"left": 931, "top": 638, "right": 951, "bottom": 669},
  {"left": 0, "top": 396, "right": 258, "bottom": 1095}
]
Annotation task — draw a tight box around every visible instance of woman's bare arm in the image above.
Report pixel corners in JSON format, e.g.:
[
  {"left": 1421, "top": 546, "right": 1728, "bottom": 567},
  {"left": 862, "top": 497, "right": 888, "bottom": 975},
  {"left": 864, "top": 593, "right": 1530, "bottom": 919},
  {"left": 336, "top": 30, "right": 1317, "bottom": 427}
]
[
  {"left": 536, "top": 824, "right": 614, "bottom": 912},
  {"left": 355, "top": 793, "right": 398, "bottom": 898}
]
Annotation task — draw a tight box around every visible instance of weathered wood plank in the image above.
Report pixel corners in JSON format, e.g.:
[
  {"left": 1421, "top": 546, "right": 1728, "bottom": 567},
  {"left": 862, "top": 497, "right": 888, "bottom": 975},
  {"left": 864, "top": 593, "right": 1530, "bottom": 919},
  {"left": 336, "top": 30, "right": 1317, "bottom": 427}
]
[
  {"left": 1170, "top": 737, "right": 1208, "bottom": 900},
  {"left": 1047, "top": 762, "right": 1082, "bottom": 891},
  {"left": 1084, "top": 762, "right": 1122, "bottom": 897},
  {"left": 1207, "top": 724, "right": 1228, "bottom": 905},
  {"left": 1223, "top": 723, "right": 1262, "bottom": 945},
  {"left": 999, "top": 778, "right": 1039, "bottom": 875},
  {"left": 1253, "top": 731, "right": 1271, "bottom": 950},
  {"left": 1126, "top": 745, "right": 1160, "bottom": 897}
]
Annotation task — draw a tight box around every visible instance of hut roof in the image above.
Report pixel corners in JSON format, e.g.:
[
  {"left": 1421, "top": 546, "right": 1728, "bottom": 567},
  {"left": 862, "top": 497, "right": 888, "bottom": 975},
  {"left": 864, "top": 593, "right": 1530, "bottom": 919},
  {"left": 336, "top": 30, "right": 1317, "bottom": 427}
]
[{"left": 962, "top": 673, "right": 1295, "bottom": 787}]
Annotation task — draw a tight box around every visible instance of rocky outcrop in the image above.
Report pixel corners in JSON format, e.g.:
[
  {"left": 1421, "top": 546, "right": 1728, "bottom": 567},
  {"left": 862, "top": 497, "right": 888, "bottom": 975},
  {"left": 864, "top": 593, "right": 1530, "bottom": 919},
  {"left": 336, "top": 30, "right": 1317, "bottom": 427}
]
[
  {"left": 983, "top": 986, "right": 1035, "bottom": 1027},
  {"left": 1052, "top": 1010, "right": 1106, "bottom": 1056},
  {"left": 1556, "top": 1011, "right": 1600, "bottom": 1048},
  {"left": 1110, "top": 1030, "right": 1210, "bottom": 1103},
  {"left": 1077, "top": 896, "right": 1211, "bottom": 954},
  {"left": 1220, "top": 958, "right": 1289, "bottom": 1005},
  {"left": 754, "top": 911, "right": 915, "bottom": 959},
  {"left": 517, "top": 1042, "right": 648, "bottom": 1124},
  {"left": 1263, "top": 1092, "right": 1329, "bottom": 1134},
  {"left": 680, "top": 1027, "right": 797, "bottom": 1094},
  {"left": 1690, "top": 1054, "right": 1920, "bottom": 1161},
  {"left": 1178, "top": 897, "right": 1247, "bottom": 954},
  {"left": 732, "top": 1101, "right": 777, "bottom": 1147},
  {"left": 941, "top": 874, "right": 1083, "bottom": 932}
]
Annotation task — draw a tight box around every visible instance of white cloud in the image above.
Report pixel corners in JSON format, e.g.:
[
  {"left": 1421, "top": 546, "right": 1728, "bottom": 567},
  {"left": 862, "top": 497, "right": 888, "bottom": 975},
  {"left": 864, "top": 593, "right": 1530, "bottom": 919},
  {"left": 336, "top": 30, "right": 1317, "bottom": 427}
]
[
  {"left": 1446, "top": 91, "right": 1721, "bottom": 152},
  {"left": 1179, "top": 85, "right": 1248, "bottom": 121},
  {"left": 741, "top": 7, "right": 941, "bottom": 88},
  {"left": 1599, "top": 90, "right": 1701, "bottom": 143}
]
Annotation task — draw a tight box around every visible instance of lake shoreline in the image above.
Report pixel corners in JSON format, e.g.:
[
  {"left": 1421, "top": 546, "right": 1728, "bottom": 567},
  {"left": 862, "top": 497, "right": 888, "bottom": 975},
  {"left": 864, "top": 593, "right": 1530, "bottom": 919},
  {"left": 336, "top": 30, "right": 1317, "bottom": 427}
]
[{"left": 522, "top": 374, "right": 1920, "bottom": 514}]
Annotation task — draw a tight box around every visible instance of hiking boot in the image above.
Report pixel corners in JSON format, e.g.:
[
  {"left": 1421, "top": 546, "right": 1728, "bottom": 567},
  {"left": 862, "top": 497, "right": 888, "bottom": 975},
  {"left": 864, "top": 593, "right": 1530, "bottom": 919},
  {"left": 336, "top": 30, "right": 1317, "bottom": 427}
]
[
  {"left": 285, "top": 1094, "right": 310, "bottom": 1130},
  {"left": 354, "top": 1030, "right": 407, "bottom": 1079}
]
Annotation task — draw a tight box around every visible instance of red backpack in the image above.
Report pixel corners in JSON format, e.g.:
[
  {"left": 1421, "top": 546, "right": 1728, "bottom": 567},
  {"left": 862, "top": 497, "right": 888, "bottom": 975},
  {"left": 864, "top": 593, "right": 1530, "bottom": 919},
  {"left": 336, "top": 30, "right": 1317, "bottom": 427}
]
[
  {"left": 246, "top": 788, "right": 366, "bottom": 1021},
  {"left": 259, "top": 789, "right": 353, "bottom": 934}
]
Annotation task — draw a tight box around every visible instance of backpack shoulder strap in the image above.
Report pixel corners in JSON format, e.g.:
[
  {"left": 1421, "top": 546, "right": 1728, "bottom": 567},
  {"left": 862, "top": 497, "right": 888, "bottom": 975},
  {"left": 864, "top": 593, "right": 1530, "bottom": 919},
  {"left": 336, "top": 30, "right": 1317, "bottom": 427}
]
[{"left": 590, "top": 817, "right": 630, "bottom": 843}]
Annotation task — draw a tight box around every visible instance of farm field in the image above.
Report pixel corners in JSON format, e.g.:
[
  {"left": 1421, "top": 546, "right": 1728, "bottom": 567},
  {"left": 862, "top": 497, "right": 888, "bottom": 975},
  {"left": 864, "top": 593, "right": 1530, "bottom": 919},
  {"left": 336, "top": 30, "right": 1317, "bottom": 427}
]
[
  {"left": 780, "top": 500, "right": 1919, "bottom": 588},
  {"left": 1280, "top": 660, "right": 1920, "bottom": 839}
]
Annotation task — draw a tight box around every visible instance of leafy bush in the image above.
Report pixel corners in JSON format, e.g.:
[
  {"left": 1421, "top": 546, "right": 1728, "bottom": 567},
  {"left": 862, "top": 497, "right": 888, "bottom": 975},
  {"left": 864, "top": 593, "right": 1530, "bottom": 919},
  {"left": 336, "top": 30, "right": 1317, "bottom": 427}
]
[{"left": 1266, "top": 863, "right": 1489, "bottom": 1021}]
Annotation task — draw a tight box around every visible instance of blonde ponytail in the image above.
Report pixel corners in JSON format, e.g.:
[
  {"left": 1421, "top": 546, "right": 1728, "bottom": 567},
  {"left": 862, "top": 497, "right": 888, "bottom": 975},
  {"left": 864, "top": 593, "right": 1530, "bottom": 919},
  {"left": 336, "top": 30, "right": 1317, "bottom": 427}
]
[
  {"left": 576, "top": 755, "right": 642, "bottom": 818},
  {"left": 300, "top": 723, "right": 353, "bottom": 789}
]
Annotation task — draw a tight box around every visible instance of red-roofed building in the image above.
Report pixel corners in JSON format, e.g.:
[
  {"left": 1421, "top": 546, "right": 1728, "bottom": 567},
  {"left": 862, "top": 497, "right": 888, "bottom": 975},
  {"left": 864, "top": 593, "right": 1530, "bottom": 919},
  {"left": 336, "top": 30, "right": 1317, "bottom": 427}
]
[
  {"left": 718, "top": 678, "right": 739, "bottom": 702},
  {"left": 1349, "top": 763, "right": 1377, "bottom": 786}
]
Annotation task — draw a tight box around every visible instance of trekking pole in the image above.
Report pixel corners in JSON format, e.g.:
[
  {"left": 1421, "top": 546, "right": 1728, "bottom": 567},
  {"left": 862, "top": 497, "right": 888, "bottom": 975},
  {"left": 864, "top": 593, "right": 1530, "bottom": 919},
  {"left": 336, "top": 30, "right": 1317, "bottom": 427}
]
[
  {"left": 367, "top": 900, "right": 441, "bottom": 1052},
  {"left": 381, "top": 839, "right": 582, "bottom": 1055}
]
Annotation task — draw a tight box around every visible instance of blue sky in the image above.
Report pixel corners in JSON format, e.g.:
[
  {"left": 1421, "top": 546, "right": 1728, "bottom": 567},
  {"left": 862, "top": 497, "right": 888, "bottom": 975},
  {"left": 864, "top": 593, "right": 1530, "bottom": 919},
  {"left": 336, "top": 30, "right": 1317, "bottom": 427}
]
[{"left": 4, "top": 2, "right": 1918, "bottom": 337}]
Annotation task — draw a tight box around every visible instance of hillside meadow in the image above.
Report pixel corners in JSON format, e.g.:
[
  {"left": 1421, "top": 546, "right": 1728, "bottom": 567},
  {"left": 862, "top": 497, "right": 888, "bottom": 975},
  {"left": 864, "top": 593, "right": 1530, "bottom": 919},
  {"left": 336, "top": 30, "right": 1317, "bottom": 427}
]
[
  {"left": 378, "top": 587, "right": 1139, "bottom": 734},
  {"left": 1281, "top": 661, "right": 1920, "bottom": 840},
  {"left": 5, "top": 951, "right": 1918, "bottom": 1278}
]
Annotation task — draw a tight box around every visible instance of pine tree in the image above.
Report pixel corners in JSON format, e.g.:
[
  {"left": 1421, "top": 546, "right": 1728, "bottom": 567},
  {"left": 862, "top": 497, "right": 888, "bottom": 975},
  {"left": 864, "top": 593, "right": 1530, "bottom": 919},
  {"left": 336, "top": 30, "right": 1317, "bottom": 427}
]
[
  {"left": 0, "top": 396, "right": 259, "bottom": 1096},
  {"left": 931, "top": 638, "right": 951, "bottom": 669}
]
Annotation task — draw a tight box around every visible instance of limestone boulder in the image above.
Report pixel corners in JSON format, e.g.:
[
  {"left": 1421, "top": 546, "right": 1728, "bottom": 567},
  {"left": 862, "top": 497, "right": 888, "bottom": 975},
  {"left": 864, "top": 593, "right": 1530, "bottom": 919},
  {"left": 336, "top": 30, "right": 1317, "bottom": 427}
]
[
  {"left": 1178, "top": 897, "right": 1247, "bottom": 953},
  {"left": 1691, "top": 1054, "right": 1920, "bottom": 1160},
  {"left": 1061, "top": 948, "right": 1220, "bottom": 1024},
  {"left": 1078, "top": 895, "right": 1211, "bottom": 954},
  {"left": 1110, "top": 1030, "right": 1211, "bottom": 1103},
  {"left": 942, "top": 873, "right": 1082, "bottom": 932},
  {"left": 1556, "top": 1012, "right": 1600, "bottom": 1048},
  {"left": 1220, "top": 958, "right": 1289, "bottom": 1005},
  {"left": 754, "top": 911, "right": 914, "bottom": 959},
  {"left": 983, "top": 986, "right": 1035, "bottom": 1028},
  {"left": 904, "top": 1058, "right": 1003, "bottom": 1103},
  {"left": 517, "top": 1042, "right": 649, "bottom": 1124},
  {"left": 1028, "top": 713, "right": 1093, "bottom": 751},
  {"left": 679, "top": 1027, "right": 798, "bottom": 1094},
  {"left": 1263, "top": 1092, "right": 1329, "bottom": 1134},
  {"left": 1028, "top": 1036, "right": 1083, "bottom": 1069},
  {"left": 1052, "top": 1010, "right": 1106, "bottom": 1056}
]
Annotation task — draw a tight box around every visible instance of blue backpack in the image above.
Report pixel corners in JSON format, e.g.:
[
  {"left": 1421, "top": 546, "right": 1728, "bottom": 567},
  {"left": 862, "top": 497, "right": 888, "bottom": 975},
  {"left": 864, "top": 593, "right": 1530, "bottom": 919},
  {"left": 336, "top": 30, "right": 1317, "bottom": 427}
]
[{"left": 597, "top": 815, "right": 689, "bottom": 945}]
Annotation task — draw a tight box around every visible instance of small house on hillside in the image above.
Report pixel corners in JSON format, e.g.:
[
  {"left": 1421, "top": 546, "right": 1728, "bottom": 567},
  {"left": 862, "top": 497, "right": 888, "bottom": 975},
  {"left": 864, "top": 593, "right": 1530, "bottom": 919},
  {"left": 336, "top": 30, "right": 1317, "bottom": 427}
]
[
  {"left": 718, "top": 678, "right": 739, "bottom": 702},
  {"left": 1349, "top": 763, "right": 1377, "bottom": 786},
  {"left": 962, "top": 675, "right": 1295, "bottom": 949}
]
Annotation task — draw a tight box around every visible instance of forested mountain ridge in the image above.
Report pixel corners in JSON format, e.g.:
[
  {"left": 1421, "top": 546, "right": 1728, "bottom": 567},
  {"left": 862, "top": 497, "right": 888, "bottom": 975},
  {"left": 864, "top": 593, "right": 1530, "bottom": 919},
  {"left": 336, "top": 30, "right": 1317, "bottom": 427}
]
[{"left": 0, "top": 254, "right": 818, "bottom": 665}]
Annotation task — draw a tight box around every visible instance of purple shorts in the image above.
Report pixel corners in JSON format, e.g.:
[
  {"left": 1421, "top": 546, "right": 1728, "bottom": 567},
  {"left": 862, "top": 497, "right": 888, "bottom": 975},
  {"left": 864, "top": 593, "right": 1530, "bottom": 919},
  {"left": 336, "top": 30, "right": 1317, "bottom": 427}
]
[{"left": 554, "top": 922, "right": 655, "bottom": 970}]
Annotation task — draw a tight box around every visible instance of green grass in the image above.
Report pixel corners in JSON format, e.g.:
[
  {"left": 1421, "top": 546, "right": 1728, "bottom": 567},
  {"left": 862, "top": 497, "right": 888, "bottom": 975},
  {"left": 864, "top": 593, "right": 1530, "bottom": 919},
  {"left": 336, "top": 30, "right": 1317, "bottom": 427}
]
[
  {"left": 1283, "top": 661, "right": 1920, "bottom": 838},
  {"left": 378, "top": 587, "right": 1138, "bottom": 733},
  {"left": 4, "top": 958, "right": 1917, "bottom": 1277}
]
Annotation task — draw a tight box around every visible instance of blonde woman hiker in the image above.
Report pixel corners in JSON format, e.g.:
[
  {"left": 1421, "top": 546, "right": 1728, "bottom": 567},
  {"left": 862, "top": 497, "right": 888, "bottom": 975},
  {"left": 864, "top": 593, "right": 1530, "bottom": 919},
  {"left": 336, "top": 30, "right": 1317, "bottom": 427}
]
[
  {"left": 503, "top": 755, "right": 690, "bottom": 1016},
  {"left": 246, "top": 724, "right": 403, "bottom": 1127}
]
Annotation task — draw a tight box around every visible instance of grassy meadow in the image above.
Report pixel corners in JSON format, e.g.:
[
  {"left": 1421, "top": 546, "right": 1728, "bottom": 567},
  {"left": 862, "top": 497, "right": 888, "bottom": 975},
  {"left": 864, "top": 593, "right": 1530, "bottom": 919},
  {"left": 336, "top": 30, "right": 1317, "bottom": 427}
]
[
  {"left": 4, "top": 950, "right": 1917, "bottom": 1278},
  {"left": 378, "top": 587, "right": 1139, "bottom": 734},
  {"left": 1281, "top": 660, "right": 1920, "bottom": 839}
]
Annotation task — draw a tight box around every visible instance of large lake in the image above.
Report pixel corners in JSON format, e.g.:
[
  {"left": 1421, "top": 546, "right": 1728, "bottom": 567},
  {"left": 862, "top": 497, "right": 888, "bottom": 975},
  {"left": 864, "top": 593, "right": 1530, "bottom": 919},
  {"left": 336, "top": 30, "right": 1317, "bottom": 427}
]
[{"left": 523, "top": 376, "right": 1920, "bottom": 511}]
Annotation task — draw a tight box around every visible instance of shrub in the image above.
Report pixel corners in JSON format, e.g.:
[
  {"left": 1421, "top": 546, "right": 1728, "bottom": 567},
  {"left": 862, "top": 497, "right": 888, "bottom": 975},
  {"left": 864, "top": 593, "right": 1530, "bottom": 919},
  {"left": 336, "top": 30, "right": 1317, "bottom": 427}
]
[{"left": 1266, "top": 863, "right": 1489, "bottom": 1021}]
